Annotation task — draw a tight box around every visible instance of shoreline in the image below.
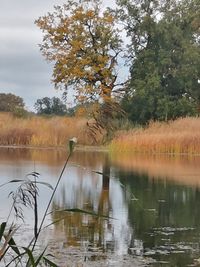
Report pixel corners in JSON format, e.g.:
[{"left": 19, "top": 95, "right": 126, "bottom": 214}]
[
  {"left": 0, "top": 144, "right": 109, "bottom": 152},
  {"left": 0, "top": 144, "right": 200, "bottom": 156}
]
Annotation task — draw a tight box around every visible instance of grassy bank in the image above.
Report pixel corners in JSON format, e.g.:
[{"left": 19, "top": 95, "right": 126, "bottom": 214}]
[
  {"left": 0, "top": 113, "right": 96, "bottom": 146},
  {"left": 110, "top": 117, "right": 200, "bottom": 155}
]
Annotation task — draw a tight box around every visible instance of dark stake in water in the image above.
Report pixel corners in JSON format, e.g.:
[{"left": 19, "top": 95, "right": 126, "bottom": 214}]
[{"left": 0, "top": 147, "right": 200, "bottom": 267}]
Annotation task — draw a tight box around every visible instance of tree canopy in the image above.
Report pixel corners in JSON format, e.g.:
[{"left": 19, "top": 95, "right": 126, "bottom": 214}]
[
  {"left": 35, "top": 0, "right": 124, "bottom": 135},
  {"left": 0, "top": 93, "right": 25, "bottom": 113},
  {"left": 118, "top": 0, "right": 200, "bottom": 124},
  {"left": 34, "top": 97, "right": 67, "bottom": 115}
]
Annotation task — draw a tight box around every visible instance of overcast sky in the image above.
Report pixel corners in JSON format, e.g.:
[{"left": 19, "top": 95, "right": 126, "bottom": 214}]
[{"left": 0, "top": 0, "right": 118, "bottom": 111}]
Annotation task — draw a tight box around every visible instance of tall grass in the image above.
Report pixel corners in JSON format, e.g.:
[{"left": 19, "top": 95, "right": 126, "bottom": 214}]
[
  {"left": 110, "top": 117, "right": 200, "bottom": 155},
  {"left": 0, "top": 113, "right": 100, "bottom": 146}
]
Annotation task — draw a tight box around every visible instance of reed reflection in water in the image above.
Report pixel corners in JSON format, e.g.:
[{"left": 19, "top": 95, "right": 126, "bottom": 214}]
[
  {"left": 111, "top": 153, "right": 200, "bottom": 187},
  {"left": 111, "top": 153, "right": 200, "bottom": 267}
]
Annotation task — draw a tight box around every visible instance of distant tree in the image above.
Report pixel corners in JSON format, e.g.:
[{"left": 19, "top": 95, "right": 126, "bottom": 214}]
[
  {"left": 65, "top": 107, "right": 75, "bottom": 117},
  {"left": 12, "top": 107, "right": 30, "bottom": 118},
  {"left": 34, "top": 97, "right": 67, "bottom": 115},
  {"left": 0, "top": 93, "right": 25, "bottom": 113},
  {"left": 35, "top": 0, "right": 125, "bottom": 138}
]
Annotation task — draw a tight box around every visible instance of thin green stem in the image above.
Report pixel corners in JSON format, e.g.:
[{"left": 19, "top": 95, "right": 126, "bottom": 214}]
[
  {"left": 33, "top": 177, "right": 38, "bottom": 239},
  {"left": 31, "top": 151, "right": 72, "bottom": 251}
]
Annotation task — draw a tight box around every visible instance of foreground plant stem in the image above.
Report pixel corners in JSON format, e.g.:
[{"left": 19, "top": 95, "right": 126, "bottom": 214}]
[
  {"left": 34, "top": 177, "right": 38, "bottom": 239},
  {"left": 31, "top": 143, "right": 75, "bottom": 252}
]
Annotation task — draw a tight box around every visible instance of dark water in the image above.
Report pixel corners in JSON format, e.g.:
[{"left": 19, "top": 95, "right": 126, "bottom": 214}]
[{"left": 0, "top": 147, "right": 200, "bottom": 266}]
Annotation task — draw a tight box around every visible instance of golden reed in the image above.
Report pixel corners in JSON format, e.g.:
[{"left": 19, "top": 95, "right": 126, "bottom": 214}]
[
  {"left": 0, "top": 113, "right": 93, "bottom": 146},
  {"left": 110, "top": 117, "right": 200, "bottom": 155}
]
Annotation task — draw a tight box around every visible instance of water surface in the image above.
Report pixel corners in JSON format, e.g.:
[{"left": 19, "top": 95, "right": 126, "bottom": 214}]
[{"left": 0, "top": 147, "right": 200, "bottom": 267}]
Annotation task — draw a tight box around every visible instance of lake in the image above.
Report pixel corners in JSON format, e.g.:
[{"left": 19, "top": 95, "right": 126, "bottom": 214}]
[{"left": 0, "top": 147, "right": 200, "bottom": 267}]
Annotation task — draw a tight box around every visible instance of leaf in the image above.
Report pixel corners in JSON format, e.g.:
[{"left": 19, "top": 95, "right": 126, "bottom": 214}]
[
  {"left": 22, "top": 247, "right": 35, "bottom": 266},
  {"left": 5, "top": 252, "right": 26, "bottom": 267},
  {"left": 0, "top": 225, "right": 19, "bottom": 259},
  {"left": 0, "top": 179, "right": 25, "bottom": 188},
  {"left": 0, "top": 222, "right": 6, "bottom": 241},
  {"left": 43, "top": 218, "right": 66, "bottom": 229},
  {"left": 43, "top": 256, "right": 59, "bottom": 267},
  {"left": 35, "top": 247, "right": 47, "bottom": 266},
  {"left": 30, "top": 172, "right": 40, "bottom": 176},
  {"left": 8, "top": 237, "right": 20, "bottom": 255},
  {"left": 57, "top": 208, "right": 114, "bottom": 219},
  {"left": 27, "top": 172, "right": 40, "bottom": 178},
  {"left": 92, "top": 171, "right": 110, "bottom": 178},
  {"left": 35, "top": 181, "right": 54, "bottom": 190}
]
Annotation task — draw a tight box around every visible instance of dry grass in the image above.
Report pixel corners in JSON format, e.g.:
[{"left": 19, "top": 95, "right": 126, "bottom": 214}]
[
  {"left": 110, "top": 117, "right": 200, "bottom": 155},
  {"left": 0, "top": 113, "right": 98, "bottom": 147}
]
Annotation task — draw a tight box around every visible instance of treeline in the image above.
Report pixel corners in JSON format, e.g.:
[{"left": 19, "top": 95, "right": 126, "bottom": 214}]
[{"left": 0, "top": 93, "right": 74, "bottom": 117}]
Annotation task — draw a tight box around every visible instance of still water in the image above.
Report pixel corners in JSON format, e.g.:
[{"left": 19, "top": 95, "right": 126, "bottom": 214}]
[{"left": 0, "top": 147, "right": 200, "bottom": 266}]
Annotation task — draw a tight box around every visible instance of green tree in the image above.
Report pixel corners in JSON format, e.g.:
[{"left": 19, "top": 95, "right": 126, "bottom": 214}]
[
  {"left": 117, "top": 0, "right": 200, "bottom": 124},
  {"left": 0, "top": 93, "right": 25, "bottom": 113},
  {"left": 35, "top": 0, "right": 124, "bottom": 137},
  {"left": 34, "top": 97, "right": 67, "bottom": 115}
]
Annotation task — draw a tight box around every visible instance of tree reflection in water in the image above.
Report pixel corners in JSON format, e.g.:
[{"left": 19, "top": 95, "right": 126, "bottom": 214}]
[{"left": 51, "top": 154, "right": 132, "bottom": 257}]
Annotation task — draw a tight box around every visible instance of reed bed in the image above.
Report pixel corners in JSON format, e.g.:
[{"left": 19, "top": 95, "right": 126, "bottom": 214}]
[
  {"left": 110, "top": 117, "right": 200, "bottom": 155},
  {"left": 0, "top": 113, "right": 94, "bottom": 146}
]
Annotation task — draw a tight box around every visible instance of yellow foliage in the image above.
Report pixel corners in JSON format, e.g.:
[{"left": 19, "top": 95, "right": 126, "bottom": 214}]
[
  {"left": 35, "top": 0, "right": 122, "bottom": 104},
  {"left": 75, "top": 107, "right": 87, "bottom": 117},
  {"left": 86, "top": 10, "right": 95, "bottom": 18},
  {"left": 103, "top": 14, "right": 114, "bottom": 23}
]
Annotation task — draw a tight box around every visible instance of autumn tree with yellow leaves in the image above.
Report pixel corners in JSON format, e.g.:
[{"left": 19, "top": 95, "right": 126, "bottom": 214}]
[{"left": 35, "top": 0, "right": 125, "bottom": 140}]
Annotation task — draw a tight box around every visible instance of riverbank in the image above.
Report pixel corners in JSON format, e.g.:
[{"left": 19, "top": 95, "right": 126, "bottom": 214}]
[{"left": 0, "top": 144, "right": 108, "bottom": 152}]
